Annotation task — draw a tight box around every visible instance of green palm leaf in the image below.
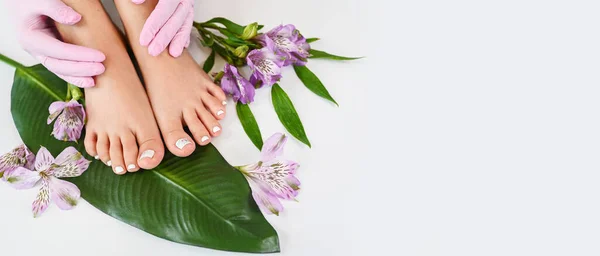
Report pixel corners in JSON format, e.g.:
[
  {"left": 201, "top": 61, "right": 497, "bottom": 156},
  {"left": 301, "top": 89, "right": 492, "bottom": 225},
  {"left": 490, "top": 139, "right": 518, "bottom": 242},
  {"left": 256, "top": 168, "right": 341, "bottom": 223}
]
[{"left": 6, "top": 56, "right": 279, "bottom": 253}]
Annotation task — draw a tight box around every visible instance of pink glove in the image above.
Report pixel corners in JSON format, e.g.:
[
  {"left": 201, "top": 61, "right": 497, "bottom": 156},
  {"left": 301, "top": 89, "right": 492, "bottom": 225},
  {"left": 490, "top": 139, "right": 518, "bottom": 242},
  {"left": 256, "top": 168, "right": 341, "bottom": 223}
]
[
  {"left": 15, "top": 0, "right": 106, "bottom": 88},
  {"left": 133, "top": 0, "right": 194, "bottom": 57}
]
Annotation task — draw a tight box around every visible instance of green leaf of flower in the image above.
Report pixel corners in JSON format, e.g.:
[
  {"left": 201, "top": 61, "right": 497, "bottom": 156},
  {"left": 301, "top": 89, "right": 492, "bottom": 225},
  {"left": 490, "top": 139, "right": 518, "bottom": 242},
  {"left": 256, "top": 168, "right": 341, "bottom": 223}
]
[
  {"left": 236, "top": 103, "right": 263, "bottom": 150},
  {"left": 271, "top": 84, "right": 311, "bottom": 147},
  {"left": 306, "top": 38, "right": 320, "bottom": 43},
  {"left": 308, "top": 49, "right": 362, "bottom": 60},
  {"left": 4, "top": 56, "right": 280, "bottom": 253},
  {"left": 203, "top": 50, "right": 216, "bottom": 73},
  {"left": 293, "top": 65, "right": 338, "bottom": 106},
  {"left": 203, "top": 17, "right": 245, "bottom": 35}
]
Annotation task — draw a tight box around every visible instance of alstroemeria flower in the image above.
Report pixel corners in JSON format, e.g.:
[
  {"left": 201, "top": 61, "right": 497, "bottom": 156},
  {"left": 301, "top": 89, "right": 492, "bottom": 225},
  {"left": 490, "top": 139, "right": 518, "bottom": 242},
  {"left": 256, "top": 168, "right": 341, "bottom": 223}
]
[
  {"left": 237, "top": 133, "right": 300, "bottom": 215},
  {"left": 47, "top": 100, "right": 85, "bottom": 142},
  {"left": 0, "top": 145, "right": 34, "bottom": 179},
  {"left": 221, "top": 64, "right": 256, "bottom": 104},
  {"left": 256, "top": 24, "right": 310, "bottom": 66},
  {"left": 247, "top": 38, "right": 284, "bottom": 87},
  {"left": 4, "top": 146, "right": 90, "bottom": 217}
]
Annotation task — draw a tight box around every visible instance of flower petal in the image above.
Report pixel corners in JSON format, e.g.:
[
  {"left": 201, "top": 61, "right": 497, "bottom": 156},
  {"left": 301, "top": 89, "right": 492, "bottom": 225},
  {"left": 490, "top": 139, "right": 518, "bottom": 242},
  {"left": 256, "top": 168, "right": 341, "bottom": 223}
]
[
  {"left": 260, "top": 133, "right": 287, "bottom": 162},
  {"left": 53, "top": 106, "right": 84, "bottom": 142},
  {"left": 32, "top": 178, "right": 50, "bottom": 218},
  {"left": 35, "top": 147, "right": 55, "bottom": 172},
  {"left": 248, "top": 178, "right": 283, "bottom": 215},
  {"left": 4, "top": 167, "right": 41, "bottom": 189},
  {"left": 249, "top": 160, "right": 300, "bottom": 200},
  {"left": 220, "top": 64, "right": 240, "bottom": 101},
  {"left": 52, "top": 147, "right": 90, "bottom": 177},
  {"left": 0, "top": 145, "right": 34, "bottom": 176},
  {"left": 49, "top": 177, "right": 80, "bottom": 210},
  {"left": 47, "top": 101, "right": 66, "bottom": 124}
]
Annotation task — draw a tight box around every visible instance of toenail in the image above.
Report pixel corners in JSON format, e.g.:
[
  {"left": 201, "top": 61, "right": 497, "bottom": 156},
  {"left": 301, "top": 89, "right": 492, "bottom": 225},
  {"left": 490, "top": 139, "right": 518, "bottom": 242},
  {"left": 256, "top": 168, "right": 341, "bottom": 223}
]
[
  {"left": 217, "top": 110, "right": 224, "bottom": 116},
  {"left": 176, "top": 138, "right": 192, "bottom": 150},
  {"left": 94, "top": 155, "right": 100, "bottom": 160},
  {"left": 222, "top": 101, "right": 227, "bottom": 106},
  {"left": 140, "top": 150, "right": 155, "bottom": 160},
  {"left": 201, "top": 136, "right": 210, "bottom": 143},
  {"left": 212, "top": 126, "right": 221, "bottom": 133},
  {"left": 127, "top": 164, "right": 136, "bottom": 170},
  {"left": 106, "top": 160, "right": 112, "bottom": 167},
  {"left": 115, "top": 166, "right": 125, "bottom": 174}
]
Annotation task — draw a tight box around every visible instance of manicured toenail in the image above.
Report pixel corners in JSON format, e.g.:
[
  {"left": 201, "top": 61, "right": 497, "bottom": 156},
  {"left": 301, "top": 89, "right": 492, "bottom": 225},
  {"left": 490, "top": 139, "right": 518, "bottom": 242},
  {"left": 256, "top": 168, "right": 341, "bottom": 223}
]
[
  {"left": 201, "top": 136, "right": 210, "bottom": 143},
  {"left": 106, "top": 160, "right": 112, "bottom": 167},
  {"left": 212, "top": 126, "right": 221, "bottom": 133},
  {"left": 127, "top": 164, "right": 136, "bottom": 170},
  {"left": 176, "top": 138, "right": 192, "bottom": 150},
  {"left": 222, "top": 101, "right": 227, "bottom": 106},
  {"left": 140, "top": 150, "right": 155, "bottom": 160},
  {"left": 94, "top": 155, "right": 100, "bottom": 160},
  {"left": 115, "top": 166, "right": 125, "bottom": 174},
  {"left": 217, "top": 110, "right": 224, "bottom": 116}
]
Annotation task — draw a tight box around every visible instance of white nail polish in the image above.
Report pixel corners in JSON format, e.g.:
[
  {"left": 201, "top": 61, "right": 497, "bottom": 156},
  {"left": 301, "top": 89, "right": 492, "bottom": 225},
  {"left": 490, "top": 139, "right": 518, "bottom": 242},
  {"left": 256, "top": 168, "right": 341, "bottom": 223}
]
[
  {"left": 115, "top": 166, "right": 125, "bottom": 174},
  {"left": 212, "top": 126, "right": 221, "bottom": 133},
  {"left": 176, "top": 138, "right": 192, "bottom": 150},
  {"left": 127, "top": 164, "right": 136, "bottom": 170},
  {"left": 222, "top": 101, "right": 227, "bottom": 106},
  {"left": 217, "top": 110, "right": 224, "bottom": 116},
  {"left": 201, "top": 136, "right": 210, "bottom": 143},
  {"left": 106, "top": 160, "right": 112, "bottom": 167},
  {"left": 94, "top": 155, "right": 100, "bottom": 160},
  {"left": 140, "top": 150, "right": 155, "bottom": 160}
]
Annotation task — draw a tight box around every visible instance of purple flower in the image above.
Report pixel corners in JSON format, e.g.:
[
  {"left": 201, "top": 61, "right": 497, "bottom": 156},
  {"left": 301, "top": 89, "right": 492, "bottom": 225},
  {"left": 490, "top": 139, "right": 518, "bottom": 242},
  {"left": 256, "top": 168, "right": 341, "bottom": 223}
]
[
  {"left": 220, "top": 64, "right": 256, "bottom": 104},
  {"left": 237, "top": 133, "right": 300, "bottom": 215},
  {"left": 256, "top": 24, "right": 310, "bottom": 66},
  {"left": 246, "top": 39, "right": 284, "bottom": 87},
  {"left": 0, "top": 145, "right": 34, "bottom": 179},
  {"left": 47, "top": 100, "right": 85, "bottom": 142},
  {"left": 4, "top": 146, "right": 91, "bottom": 217}
]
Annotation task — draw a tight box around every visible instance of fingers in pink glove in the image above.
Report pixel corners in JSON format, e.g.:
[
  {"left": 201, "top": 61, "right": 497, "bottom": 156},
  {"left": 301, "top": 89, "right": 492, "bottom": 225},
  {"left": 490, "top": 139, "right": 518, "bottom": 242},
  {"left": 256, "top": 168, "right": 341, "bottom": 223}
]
[
  {"left": 37, "top": 0, "right": 82, "bottom": 25},
  {"left": 38, "top": 56, "right": 105, "bottom": 77},
  {"left": 139, "top": 0, "right": 181, "bottom": 47},
  {"left": 22, "top": 32, "right": 105, "bottom": 62},
  {"left": 57, "top": 74, "right": 96, "bottom": 88},
  {"left": 168, "top": 9, "right": 194, "bottom": 57},
  {"left": 148, "top": 2, "right": 192, "bottom": 56}
]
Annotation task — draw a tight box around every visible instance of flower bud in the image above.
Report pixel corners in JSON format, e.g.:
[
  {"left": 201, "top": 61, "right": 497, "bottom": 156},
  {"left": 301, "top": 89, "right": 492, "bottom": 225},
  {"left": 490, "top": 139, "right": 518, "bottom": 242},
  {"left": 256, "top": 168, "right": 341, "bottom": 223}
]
[
  {"left": 241, "top": 22, "right": 259, "bottom": 40},
  {"left": 233, "top": 45, "right": 249, "bottom": 58}
]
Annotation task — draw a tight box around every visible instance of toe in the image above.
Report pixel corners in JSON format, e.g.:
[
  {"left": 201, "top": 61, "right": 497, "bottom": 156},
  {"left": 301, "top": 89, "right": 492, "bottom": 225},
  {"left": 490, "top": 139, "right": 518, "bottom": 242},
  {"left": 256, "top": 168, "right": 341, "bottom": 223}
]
[
  {"left": 135, "top": 128, "right": 165, "bottom": 170},
  {"left": 121, "top": 132, "right": 140, "bottom": 172},
  {"left": 206, "top": 81, "right": 227, "bottom": 102},
  {"left": 109, "top": 136, "right": 127, "bottom": 175},
  {"left": 158, "top": 116, "right": 196, "bottom": 157},
  {"left": 201, "top": 91, "right": 226, "bottom": 120},
  {"left": 197, "top": 107, "right": 222, "bottom": 137},
  {"left": 96, "top": 134, "right": 111, "bottom": 166},
  {"left": 84, "top": 131, "right": 98, "bottom": 159},
  {"left": 183, "top": 109, "right": 211, "bottom": 146}
]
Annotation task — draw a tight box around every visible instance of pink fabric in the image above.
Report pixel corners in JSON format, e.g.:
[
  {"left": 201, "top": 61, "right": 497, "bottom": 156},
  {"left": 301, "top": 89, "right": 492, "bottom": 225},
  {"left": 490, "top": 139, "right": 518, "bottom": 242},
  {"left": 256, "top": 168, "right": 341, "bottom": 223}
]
[
  {"left": 14, "top": 0, "right": 106, "bottom": 88},
  {"left": 135, "top": 0, "right": 194, "bottom": 57}
]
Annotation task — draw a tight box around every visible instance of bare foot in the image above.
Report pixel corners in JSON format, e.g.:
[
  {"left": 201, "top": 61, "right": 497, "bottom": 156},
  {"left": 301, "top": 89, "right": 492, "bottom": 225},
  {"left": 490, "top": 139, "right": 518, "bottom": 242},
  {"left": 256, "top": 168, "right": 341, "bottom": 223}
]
[
  {"left": 57, "top": 0, "right": 165, "bottom": 174},
  {"left": 116, "top": 0, "right": 227, "bottom": 157}
]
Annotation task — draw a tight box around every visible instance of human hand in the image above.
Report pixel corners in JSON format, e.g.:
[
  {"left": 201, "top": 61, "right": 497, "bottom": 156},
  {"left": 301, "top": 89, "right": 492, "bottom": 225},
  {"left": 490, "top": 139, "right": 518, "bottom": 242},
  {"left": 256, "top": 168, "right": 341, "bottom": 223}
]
[
  {"left": 133, "top": 0, "right": 195, "bottom": 57},
  {"left": 15, "top": 0, "right": 106, "bottom": 88}
]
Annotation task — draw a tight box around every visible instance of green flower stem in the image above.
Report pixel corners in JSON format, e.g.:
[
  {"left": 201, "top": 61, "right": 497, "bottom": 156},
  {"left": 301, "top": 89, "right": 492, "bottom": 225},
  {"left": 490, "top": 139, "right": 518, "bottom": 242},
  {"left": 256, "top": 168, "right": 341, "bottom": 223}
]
[
  {"left": 0, "top": 53, "right": 25, "bottom": 69},
  {"left": 197, "top": 27, "right": 238, "bottom": 53}
]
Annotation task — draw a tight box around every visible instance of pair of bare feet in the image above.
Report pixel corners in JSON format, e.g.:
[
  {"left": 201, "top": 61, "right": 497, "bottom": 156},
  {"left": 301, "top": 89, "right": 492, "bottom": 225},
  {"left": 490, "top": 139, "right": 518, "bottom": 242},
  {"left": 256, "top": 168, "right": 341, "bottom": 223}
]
[{"left": 58, "top": 0, "right": 225, "bottom": 175}]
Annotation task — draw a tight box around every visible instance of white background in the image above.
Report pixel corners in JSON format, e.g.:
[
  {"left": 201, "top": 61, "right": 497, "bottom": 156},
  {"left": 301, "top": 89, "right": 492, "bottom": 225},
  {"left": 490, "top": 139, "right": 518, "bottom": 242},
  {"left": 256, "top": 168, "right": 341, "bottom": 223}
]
[{"left": 1, "top": 0, "right": 600, "bottom": 255}]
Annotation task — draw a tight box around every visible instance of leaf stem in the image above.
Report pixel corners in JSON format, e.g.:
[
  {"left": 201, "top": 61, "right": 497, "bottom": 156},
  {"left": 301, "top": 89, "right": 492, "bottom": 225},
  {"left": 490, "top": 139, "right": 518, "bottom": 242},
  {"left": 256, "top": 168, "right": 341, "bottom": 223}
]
[{"left": 0, "top": 53, "right": 24, "bottom": 69}]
